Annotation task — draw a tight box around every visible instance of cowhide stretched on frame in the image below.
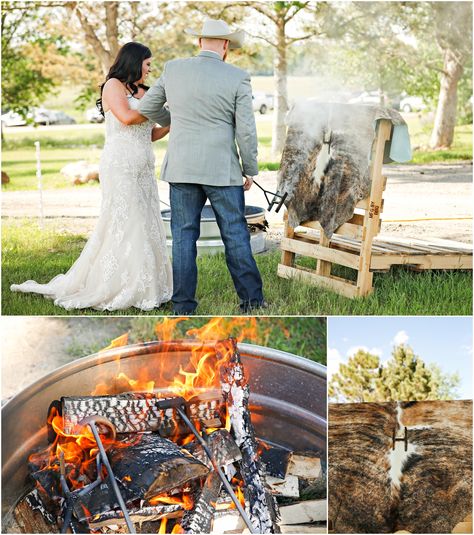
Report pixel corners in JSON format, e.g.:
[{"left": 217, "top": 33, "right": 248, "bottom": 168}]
[
  {"left": 328, "top": 400, "right": 472, "bottom": 534},
  {"left": 277, "top": 102, "right": 406, "bottom": 237}
]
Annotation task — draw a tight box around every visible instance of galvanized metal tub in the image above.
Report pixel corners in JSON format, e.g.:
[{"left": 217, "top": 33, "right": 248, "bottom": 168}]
[
  {"left": 161, "top": 205, "right": 267, "bottom": 256},
  {"left": 2, "top": 341, "right": 326, "bottom": 521}
]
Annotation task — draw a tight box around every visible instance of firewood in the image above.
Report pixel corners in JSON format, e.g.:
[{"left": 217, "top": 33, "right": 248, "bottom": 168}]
[
  {"left": 73, "top": 434, "right": 208, "bottom": 521},
  {"left": 257, "top": 439, "right": 293, "bottom": 479},
  {"left": 13, "top": 489, "right": 59, "bottom": 534},
  {"left": 89, "top": 504, "right": 184, "bottom": 529},
  {"left": 109, "top": 434, "right": 209, "bottom": 499},
  {"left": 72, "top": 477, "right": 138, "bottom": 521},
  {"left": 267, "top": 475, "right": 299, "bottom": 498},
  {"left": 60, "top": 393, "right": 224, "bottom": 436},
  {"left": 211, "top": 510, "right": 245, "bottom": 533},
  {"left": 184, "top": 429, "right": 242, "bottom": 468},
  {"left": 279, "top": 500, "right": 327, "bottom": 525},
  {"left": 181, "top": 430, "right": 242, "bottom": 533},
  {"left": 180, "top": 471, "right": 222, "bottom": 534},
  {"left": 219, "top": 338, "right": 280, "bottom": 533},
  {"left": 288, "top": 455, "right": 322, "bottom": 480}
]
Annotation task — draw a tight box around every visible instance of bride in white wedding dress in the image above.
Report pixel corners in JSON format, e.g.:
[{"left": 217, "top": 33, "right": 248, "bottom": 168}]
[{"left": 11, "top": 42, "right": 173, "bottom": 311}]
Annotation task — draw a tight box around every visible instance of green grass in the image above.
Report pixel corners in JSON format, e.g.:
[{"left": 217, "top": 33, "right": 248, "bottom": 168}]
[
  {"left": 127, "top": 316, "right": 326, "bottom": 364},
  {"left": 3, "top": 219, "right": 472, "bottom": 316}
]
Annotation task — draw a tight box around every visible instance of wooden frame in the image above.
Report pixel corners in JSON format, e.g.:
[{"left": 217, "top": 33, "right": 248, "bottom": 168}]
[{"left": 278, "top": 119, "right": 473, "bottom": 298}]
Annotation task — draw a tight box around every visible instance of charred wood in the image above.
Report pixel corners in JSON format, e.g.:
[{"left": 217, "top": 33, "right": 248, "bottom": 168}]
[
  {"left": 60, "top": 393, "right": 224, "bottom": 436},
  {"left": 109, "top": 433, "right": 209, "bottom": 500},
  {"left": 180, "top": 471, "right": 222, "bottom": 534},
  {"left": 13, "top": 489, "right": 59, "bottom": 534},
  {"left": 89, "top": 504, "right": 183, "bottom": 529},
  {"left": 219, "top": 338, "right": 280, "bottom": 533},
  {"left": 257, "top": 439, "right": 293, "bottom": 479},
  {"left": 184, "top": 429, "right": 241, "bottom": 469}
]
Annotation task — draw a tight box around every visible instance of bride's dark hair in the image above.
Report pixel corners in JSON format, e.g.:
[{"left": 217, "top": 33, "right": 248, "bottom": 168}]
[{"left": 96, "top": 42, "right": 152, "bottom": 116}]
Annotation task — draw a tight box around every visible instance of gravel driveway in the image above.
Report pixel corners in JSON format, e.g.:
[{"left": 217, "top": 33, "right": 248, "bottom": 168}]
[{"left": 2, "top": 162, "right": 472, "bottom": 243}]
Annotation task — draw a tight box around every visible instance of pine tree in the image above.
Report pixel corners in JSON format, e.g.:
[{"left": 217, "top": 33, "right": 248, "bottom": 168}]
[
  {"left": 328, "top": 349, "right": 381, "bottom": 402},
  {"left": 329, "top": 344, "right": 460, "bottom": 402}
]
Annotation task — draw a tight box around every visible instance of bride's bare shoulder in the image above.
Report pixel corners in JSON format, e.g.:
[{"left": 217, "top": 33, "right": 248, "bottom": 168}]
[{"left": 103, "top": 78, "right": 126, "bottom": 93}]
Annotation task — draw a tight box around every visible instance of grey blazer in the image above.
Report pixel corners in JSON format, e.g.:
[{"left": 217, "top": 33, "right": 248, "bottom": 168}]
[{"left": 139, "top": 51, "right": 258, "bottom": 186}]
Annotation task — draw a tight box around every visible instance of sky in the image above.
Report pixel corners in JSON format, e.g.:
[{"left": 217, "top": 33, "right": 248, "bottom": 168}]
[{"left": 328, "top": 316, "right": 473, "bottom": 400}]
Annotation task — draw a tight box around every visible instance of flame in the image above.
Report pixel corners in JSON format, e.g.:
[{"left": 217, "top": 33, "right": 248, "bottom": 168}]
[
  {"left": 101, "top": 333, "right": 129, "bottom": 351},
  {"left": 149, "top": 492, "right": 193, "bottom": 510},
  {"left": 159, "top": 517, "right": 168, "bottom": 534},
  {"left": 155, "top": 317, "right": 189, "bottom": 340},
  {"left": 30, "top": 318, "right": 262, "bottom": 509}
]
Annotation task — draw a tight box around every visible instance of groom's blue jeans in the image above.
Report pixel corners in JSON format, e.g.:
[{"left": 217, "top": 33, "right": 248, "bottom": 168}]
[{"left": 170, "top": 183, "right": 264, "bottom": 314}]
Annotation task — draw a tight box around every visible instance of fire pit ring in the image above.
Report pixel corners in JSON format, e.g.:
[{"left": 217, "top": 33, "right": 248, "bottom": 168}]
[{"left": 2, "top": 341, "right": 327, "bottom": 523}]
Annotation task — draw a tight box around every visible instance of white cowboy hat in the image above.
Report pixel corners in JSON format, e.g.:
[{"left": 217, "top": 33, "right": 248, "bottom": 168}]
[{"left": 185, "top": 18, "right": 245, "bottom": 49}]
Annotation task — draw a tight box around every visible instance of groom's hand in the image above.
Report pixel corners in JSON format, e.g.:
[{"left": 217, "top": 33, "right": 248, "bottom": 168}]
[{"left": 243, "top": 176, "right": 254, "bottom": 191}]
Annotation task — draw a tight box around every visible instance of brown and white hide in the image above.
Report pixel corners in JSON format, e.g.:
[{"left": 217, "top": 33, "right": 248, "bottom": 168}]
[
  {"left": 328, "top": 402, "right": 397, "bottom": 533},
  {"left": 277, "top": 102, "right": 404, "bottom": 237},
  {"left": 328, "top": 400, "right": 473, "bottom": 534}
]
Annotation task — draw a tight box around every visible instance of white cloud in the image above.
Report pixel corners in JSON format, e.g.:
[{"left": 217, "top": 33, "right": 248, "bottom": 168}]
[
  {"left": 327, "top": 347, "right": 344, "bottom": 379},
  {"left": 461, "top": 344, "right": 473, "bottom": 356},
  {"left": 392, "top": 330, "right": 409, "bottom": 346}
]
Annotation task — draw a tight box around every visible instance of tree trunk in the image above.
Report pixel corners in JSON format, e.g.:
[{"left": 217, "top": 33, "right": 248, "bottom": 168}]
[
  {"left": 65, "top": 1, "right": 119, "bottom": 75},
  {"left": 429, "top": 48, "right": 464, "bottom": 149},
  {"left": 272, "top": 20, "right": 288, "bottom": 157}
]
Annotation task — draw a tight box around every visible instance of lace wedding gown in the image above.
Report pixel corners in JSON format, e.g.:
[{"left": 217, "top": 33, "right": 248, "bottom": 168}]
[{"left": 11, "top": 96, "right": 173, "bottom": 311}]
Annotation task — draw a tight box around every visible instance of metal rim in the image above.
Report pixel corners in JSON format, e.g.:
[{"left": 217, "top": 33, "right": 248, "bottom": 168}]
[{"left": 2, "top": 341, "right": 326, "bottom": 416}]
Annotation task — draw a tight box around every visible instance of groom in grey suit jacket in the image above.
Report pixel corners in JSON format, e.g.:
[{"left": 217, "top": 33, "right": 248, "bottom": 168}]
[{"left": 139, "top": 19, "right": 265, "bottom": 314}]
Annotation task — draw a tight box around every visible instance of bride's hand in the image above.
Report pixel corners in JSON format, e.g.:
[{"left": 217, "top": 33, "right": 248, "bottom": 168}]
[{"left": 152, "top": 125, "right": 170, "bottom": 142}]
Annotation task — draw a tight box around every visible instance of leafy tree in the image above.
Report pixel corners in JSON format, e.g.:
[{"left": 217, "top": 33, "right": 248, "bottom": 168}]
[
  {"left": 329, "top": 344, "right": 460, "bottom": 402},
  {"left": 328, "top": 349, "right": 381, "bottom": 403},
  {"left": 1, "top": 2, "right": 57, "bottom": 119}
]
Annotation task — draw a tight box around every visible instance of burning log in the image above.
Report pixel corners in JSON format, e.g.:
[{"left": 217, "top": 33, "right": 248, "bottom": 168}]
[
  {"left": 60, "top": 393, "right": 224, "bottom": 436},
  {"left": 109, "top": 433, "right": 209, "bottom": 499},
  {"left": 181, "top": 430, "right": 243, "bottom": 533},
  {"left": 219, "top": 338, "right": 280, "bottom": 533},
  {"left": 89, "top": 504, "right": 184, "bottom": 529},
  {"left": 13, "top": 489, "right": 59, "bottom": 534},
  {"left": 185, "top": 429, "right": 242, "bottom": 469},
  {"left": 180, "top": 472, "right": 222, "bottom": 534},
  {"left": 71, "top": 434, "right": 208, "bottom": 522}
]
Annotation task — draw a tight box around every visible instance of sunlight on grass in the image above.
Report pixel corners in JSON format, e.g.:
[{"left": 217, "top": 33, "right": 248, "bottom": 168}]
[{"left": 2, "top": 219, "right": 471, "bottom": 316}]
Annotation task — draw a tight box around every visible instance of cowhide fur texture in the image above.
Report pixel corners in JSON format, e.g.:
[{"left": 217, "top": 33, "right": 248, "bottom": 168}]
[
  {"left": 277, "top": 101, "right": 404, "bottom": 237},
  {"left": 329, "top": 400, "right": 472, "bottom": 534}
]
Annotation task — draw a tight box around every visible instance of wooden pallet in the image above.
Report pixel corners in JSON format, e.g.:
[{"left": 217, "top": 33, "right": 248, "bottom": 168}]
[{"left": 278, "top": 119, "right": 473, "bottom": 298}]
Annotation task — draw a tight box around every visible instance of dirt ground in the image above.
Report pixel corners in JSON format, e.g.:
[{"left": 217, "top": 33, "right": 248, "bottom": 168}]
[
  {"left": 2, "top": 161, "right": 472, "bottom": 243},
  {"left": 1, "top": 317, "right": 131, "bottom": 401}
]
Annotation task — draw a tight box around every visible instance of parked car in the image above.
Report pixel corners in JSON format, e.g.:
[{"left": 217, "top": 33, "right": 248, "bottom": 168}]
[
  {"left": 348, "top": 90, "right": 388, "bottom": 105},
  {"left": 252, "top": 92, "right": 274, "bottom": 114},
  {"left": 33, "top": 108, "right": 76, "bottom": 125},
  {"left": 399, "top": 95, "right": 427, "bottom": 113},
  {"left": 86, "top": 107, "right": 105, "bottom": 123},
  {"left": 1, "top": 110, "right": 27, "bottom": 127}
]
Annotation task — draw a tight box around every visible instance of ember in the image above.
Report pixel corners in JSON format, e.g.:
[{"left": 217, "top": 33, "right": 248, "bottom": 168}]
[{"left": 7, "top": 318, "right": 327, "bottom": 534}]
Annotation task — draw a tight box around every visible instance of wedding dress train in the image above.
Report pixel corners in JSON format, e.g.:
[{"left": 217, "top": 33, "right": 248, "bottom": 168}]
[{"left": 11, "top": 96, "right": 172, "bottom": 311}]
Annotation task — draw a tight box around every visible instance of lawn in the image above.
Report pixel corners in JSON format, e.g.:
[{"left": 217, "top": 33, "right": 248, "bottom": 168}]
[
  {"left": 3, "top": 219, "right": 472, "bottom": 316},
  {"left": 2, "top": 112, "right": 472, "bottom": 191},
  {"left": 1, "top": 121, "right": 276, "bottom": 190}
]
